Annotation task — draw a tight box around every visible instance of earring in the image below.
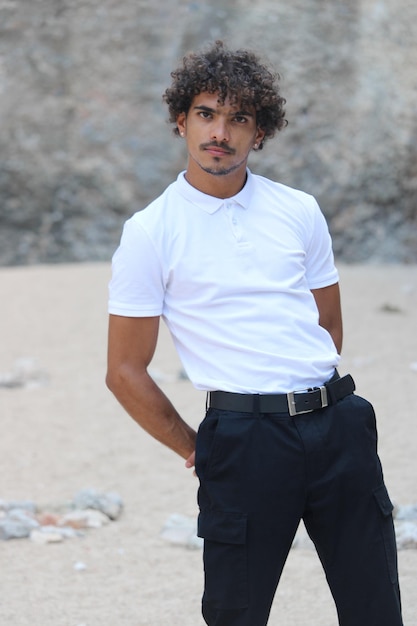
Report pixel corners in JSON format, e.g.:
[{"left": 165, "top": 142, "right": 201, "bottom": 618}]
[{"left": 180, "top": 131, "right": 185, "bottom": 137}]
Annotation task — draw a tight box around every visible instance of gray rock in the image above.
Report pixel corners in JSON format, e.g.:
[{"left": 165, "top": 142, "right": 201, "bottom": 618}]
[
  {"left": 395, "top": 521, "right": 417, "bottom": 550},
  {"left": 0, "top": 518, "right": 37, "bottom": 540},
  {"left": 30, "top": 528, "right": 65, "bottom": 544},
  {"left": 61, "top": 508, "right": 111, "bottom": 528},
  {"left": 0, "top": 358, "right": 49, "bottom": 390},
  {"left": 0, "top": 0, "right": 416, "bottom": 265},
  {"left": 394, "top": 504, "right": 417, "bottom": 521},
  {"left": 72, "top": 489, "right": 123, "bottom": 520},
  {"left": 160, "top": 513, "right": 203, "bottom": 550},
  {"left": 0, "top": 499, "right": 37, "bottom": 513}
]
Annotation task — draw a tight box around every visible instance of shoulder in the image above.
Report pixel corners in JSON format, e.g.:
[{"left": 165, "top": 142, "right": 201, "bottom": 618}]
[
  {"left": 251, "top": 172, "right": 318, "bottom": 208},
  {"left": 249, "top": 173, "right": 322, "bottom": 224}
]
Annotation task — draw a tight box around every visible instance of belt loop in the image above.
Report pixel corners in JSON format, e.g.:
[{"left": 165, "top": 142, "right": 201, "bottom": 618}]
[
  {"left": 253, "top": 394, "right": 260, "bottom": 418},
  {"left": 206, "top": 392, "right": 209, "bottom": 413}
]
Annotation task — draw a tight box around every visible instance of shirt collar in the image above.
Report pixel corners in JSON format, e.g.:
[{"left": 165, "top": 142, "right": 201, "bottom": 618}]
[{"left": 175, "top": 169, "right": 254, "bottom": 214}]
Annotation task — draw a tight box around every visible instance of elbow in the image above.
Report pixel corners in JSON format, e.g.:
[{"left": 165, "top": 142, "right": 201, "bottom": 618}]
[
  {"left": 105, "top": 361, "right": 148, "bottom": 397},
  {"left": 105, "top": 363, "right": 127, "bottom": 396},
  {"left": 105, "top": 367, "right": 118, "bottom": 394}
]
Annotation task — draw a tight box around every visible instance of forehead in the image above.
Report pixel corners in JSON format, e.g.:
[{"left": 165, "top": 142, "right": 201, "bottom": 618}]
[{"left": 191, "top": 91, "right": 255, "bottom": 114}]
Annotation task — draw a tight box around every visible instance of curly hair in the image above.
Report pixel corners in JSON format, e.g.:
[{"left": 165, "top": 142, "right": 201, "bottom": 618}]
[{"left": 163, "top": 41, "right": 287, "bottom": 149}]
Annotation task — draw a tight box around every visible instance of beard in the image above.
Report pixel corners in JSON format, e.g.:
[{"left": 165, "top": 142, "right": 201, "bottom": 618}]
[
  {"left": 200, "top": 164, "right": 239, "bottom": 176},
  {"left": 198, "top": 153, "right": 248, "bottom": 177}
]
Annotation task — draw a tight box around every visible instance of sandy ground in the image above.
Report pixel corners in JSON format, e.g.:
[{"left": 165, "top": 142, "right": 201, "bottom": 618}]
[{"left": 0, "top": 262, "right": 416, "bottom": 626}]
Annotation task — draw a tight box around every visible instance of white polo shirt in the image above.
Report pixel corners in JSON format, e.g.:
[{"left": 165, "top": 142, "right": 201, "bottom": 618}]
[{"left": 108, "top": 169, "right": 340, "bottom": 393}]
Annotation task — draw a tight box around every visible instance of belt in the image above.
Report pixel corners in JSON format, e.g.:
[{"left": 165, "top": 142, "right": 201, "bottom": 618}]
[{"left": 208, "top": 373, "right": 355, "bottom": 416}]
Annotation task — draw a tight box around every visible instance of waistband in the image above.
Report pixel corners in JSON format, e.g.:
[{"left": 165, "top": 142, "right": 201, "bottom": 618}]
[{"left": 208, "top": 373, "right": 355, "bottom": 416}]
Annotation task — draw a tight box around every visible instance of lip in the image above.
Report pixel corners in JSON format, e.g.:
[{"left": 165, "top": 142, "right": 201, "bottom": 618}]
[{"left": 203, "top": 146, "right": 232, "bottom": 157}]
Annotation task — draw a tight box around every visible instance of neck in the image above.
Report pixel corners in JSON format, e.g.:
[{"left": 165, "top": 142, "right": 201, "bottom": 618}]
[{"left": 184, "top": 161, "right": 248, "bottom": 198}]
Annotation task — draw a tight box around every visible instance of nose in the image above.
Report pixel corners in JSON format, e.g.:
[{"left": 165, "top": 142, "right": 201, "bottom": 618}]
[{"left": 210, "top": 118, "right": 230, "bottom": 143}]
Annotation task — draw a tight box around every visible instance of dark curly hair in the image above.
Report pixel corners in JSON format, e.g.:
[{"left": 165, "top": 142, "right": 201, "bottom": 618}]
[{"left": 163, "top": 41, "right": 287, "bottom": 149}]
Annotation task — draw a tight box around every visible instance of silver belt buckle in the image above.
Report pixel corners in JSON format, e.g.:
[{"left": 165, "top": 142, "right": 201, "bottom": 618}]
[{"left": 287, "top": 385, "right": 329, "bottom": 417}]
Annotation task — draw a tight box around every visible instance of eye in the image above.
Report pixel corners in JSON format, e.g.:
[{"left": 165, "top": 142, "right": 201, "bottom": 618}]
[
  {"left": 233, "top": 115, "right": 249, "bottom": 124},
  {"left": 198, "top": 111, "right": 212, "bottom": 119}
]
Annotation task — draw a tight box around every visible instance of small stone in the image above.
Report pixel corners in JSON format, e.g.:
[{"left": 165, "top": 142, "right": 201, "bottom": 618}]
[
  {"left": 73, "top": 561, "right": 87, "bottom": 571},
  {"left": 30, "top": 528, "right": 64, "bottom": 544},
  {"left": 36, "top": 512, "right": 62, "bottom": 526},
  {"left": 0, "top": 500, "right": 37, "bottom": 513},
  {"left": 61, "top": 508, "right": 110, "bottom": 529},
  {"left": 161, "top": 513, "right": 203, "bottom": 550},
  {"left": 0, "top": 508, "right": 39, "bottom": 540},
  {"left": 394, "top": 504, "right": 417, "bottom": 521},
  {"left": 72, "top": 489, "right": 123, "bottom": 520},
  {"left": 395, "top": 521, "right": 417, "bottom": 549},
  {"left": 378, "top": 303, "right": 403, "bottom": 314},
  {"left": 0, "top": 519, "right": 33, "bottom": 540},
  {"left": 8, "top": 509, "right": 38, "bottom": 525}
]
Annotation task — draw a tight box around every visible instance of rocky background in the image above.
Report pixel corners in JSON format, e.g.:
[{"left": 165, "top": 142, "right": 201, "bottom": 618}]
[{"left": 1, "top": 0, "right": 416, "bottom": 265}]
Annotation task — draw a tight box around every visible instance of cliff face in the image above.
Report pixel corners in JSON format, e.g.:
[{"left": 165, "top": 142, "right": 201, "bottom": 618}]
[{"left": 1, "top": 0, "right": 416, "bottom": 265}]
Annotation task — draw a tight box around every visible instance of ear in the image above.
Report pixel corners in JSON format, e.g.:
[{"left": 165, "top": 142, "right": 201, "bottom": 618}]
[
  {"left": 254, "top": 127, "right": 266, "bottom": 147},
  {"left": 176, "top": 112, "right": 186, "bottom": 137}
]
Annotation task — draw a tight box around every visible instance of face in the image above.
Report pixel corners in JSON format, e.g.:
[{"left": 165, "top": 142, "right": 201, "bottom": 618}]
[{"left": 176, "top": 92, "right": 265, "bottom": 193}]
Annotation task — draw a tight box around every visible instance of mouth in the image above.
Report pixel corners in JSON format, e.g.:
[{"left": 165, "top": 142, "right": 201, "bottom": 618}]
[{"left": 201, "top": 143, "right": 234, "bottom": 157}]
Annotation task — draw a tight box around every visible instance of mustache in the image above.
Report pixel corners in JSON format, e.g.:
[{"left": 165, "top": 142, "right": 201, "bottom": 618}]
[{"left": 200, "top": 142, "right": 235, "bottom": 154}]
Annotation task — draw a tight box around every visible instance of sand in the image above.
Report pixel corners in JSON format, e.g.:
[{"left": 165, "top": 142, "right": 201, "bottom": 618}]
[{"left": 0, "top": 262, "right": 416, "bottom": 625}]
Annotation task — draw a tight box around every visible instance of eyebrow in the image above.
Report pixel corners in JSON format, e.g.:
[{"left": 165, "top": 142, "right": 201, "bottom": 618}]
[{"left": 193, "top": 105, "right": 254, "bottom": 117}]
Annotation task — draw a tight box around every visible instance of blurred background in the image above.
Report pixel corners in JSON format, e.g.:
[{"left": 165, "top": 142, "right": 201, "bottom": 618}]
[{"left": 1, "top": 0, "right": 416, "bottom": 266}]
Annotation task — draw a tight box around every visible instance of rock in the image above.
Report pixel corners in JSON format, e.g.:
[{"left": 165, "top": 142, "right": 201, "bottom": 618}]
[
  {"left": 60, "top": 508, "right": 110, "bottom": 529},
  {"left": 73, "top": 561, "right": 88, "bottom": 572},
  {"left": 0, "top": 0, "right": 416, "bottom": 265},
  {"left": 160, "top": 513, "right": 203, "bottom": 550},
  {"left": 30, "top": 524, "right": 81, "bottom": 543},
  {"left": 394, "top": 504, "right": 417, "bottom": 521},
  {"left": 36, "top": 512, "right": 63, "bottom": 527},
  {"left": 0, "top": 499, "right": 37, "bottom": 513},
  {"left": 395, "top": 522, "right": 417, "bottom": 550},
  {"left": 0, "top": 358, "right": 49, "bottom": 390},
  {"left": 0, "top": 490, "right": 123, "bottom": 541},
  {"left": 0, "top": 517, "right": 39, "bottom": 540},
  {"left": 30, "top": 528, "right": 65, "bottom": 544},
  {"left": 72, "top": 489, "right": 123, "bottom": 520}
]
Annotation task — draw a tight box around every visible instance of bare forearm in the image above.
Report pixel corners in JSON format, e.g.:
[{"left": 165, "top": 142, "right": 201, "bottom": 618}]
[
  {"left": 311, "top": 284, "right": 343, "bottom": 354},
  {"left": 107, "top": 367, "right": 196, "bottom": 459},
  {"left": 326, "top": 323, "right": 343, "bottom": 355}
]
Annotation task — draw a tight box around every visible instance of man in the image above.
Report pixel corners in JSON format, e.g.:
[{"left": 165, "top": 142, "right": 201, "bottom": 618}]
[{"left": 106, "top": 41, "right": 403, "bottom": 626}]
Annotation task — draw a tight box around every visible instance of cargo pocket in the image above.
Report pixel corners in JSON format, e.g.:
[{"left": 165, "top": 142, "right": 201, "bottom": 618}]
[
  {"left": 198, "top": 509, "right": 249, "bottom": 609},
  {"left": 373, "top": 483, "right": 398, "bottom": 584}
]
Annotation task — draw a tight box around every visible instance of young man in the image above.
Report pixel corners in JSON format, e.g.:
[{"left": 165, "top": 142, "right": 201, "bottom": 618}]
[{"left": 106, "top": 41, "right": 403, "bottom": 626}]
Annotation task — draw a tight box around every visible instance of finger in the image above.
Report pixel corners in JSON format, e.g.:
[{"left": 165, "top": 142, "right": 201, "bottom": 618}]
[{"left": 185, "top": 450, "right": 195, "bottom": 468}]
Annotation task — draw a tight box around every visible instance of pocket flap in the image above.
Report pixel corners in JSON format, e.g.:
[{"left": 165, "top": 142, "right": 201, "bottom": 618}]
[
  {"left": 197, "top": 510, "right": 247, "bottom": 544},
  {"left": 373, "top": 483, "right": 394, "bottom": 517}
]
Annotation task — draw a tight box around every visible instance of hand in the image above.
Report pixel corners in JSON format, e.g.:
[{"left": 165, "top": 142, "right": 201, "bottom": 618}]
[
  {"left": 185, "top": 450, "right": 195, "bottom": 468},
  {"left": 185, "top": 450, "right": 196, "bottom": 476}
]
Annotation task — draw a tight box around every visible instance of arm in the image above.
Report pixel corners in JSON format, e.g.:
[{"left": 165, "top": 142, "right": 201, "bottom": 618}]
[
  {"left": 311, "top": 282, "right": 343, "bottom": 354},
  {"left": 106, "top": 314, "right": 197, "bottom": 462}
]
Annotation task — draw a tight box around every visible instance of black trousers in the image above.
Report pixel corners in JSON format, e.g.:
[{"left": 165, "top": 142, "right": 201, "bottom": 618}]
[{"left": 195, "top": 393, "right": 403, "bottom": 626}]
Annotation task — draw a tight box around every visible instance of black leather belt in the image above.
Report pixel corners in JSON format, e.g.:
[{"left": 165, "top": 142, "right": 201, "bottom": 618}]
[{"left": 208, "top": 373, "right": 355, "bottom": 416}]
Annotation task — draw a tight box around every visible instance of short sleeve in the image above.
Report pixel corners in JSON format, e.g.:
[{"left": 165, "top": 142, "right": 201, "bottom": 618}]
[
  {"left": 108, "top": 217, "right": 165, "bottom": 317},
  {"left": 304, "top": 198, "right": 339, "bottom": 289}
]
